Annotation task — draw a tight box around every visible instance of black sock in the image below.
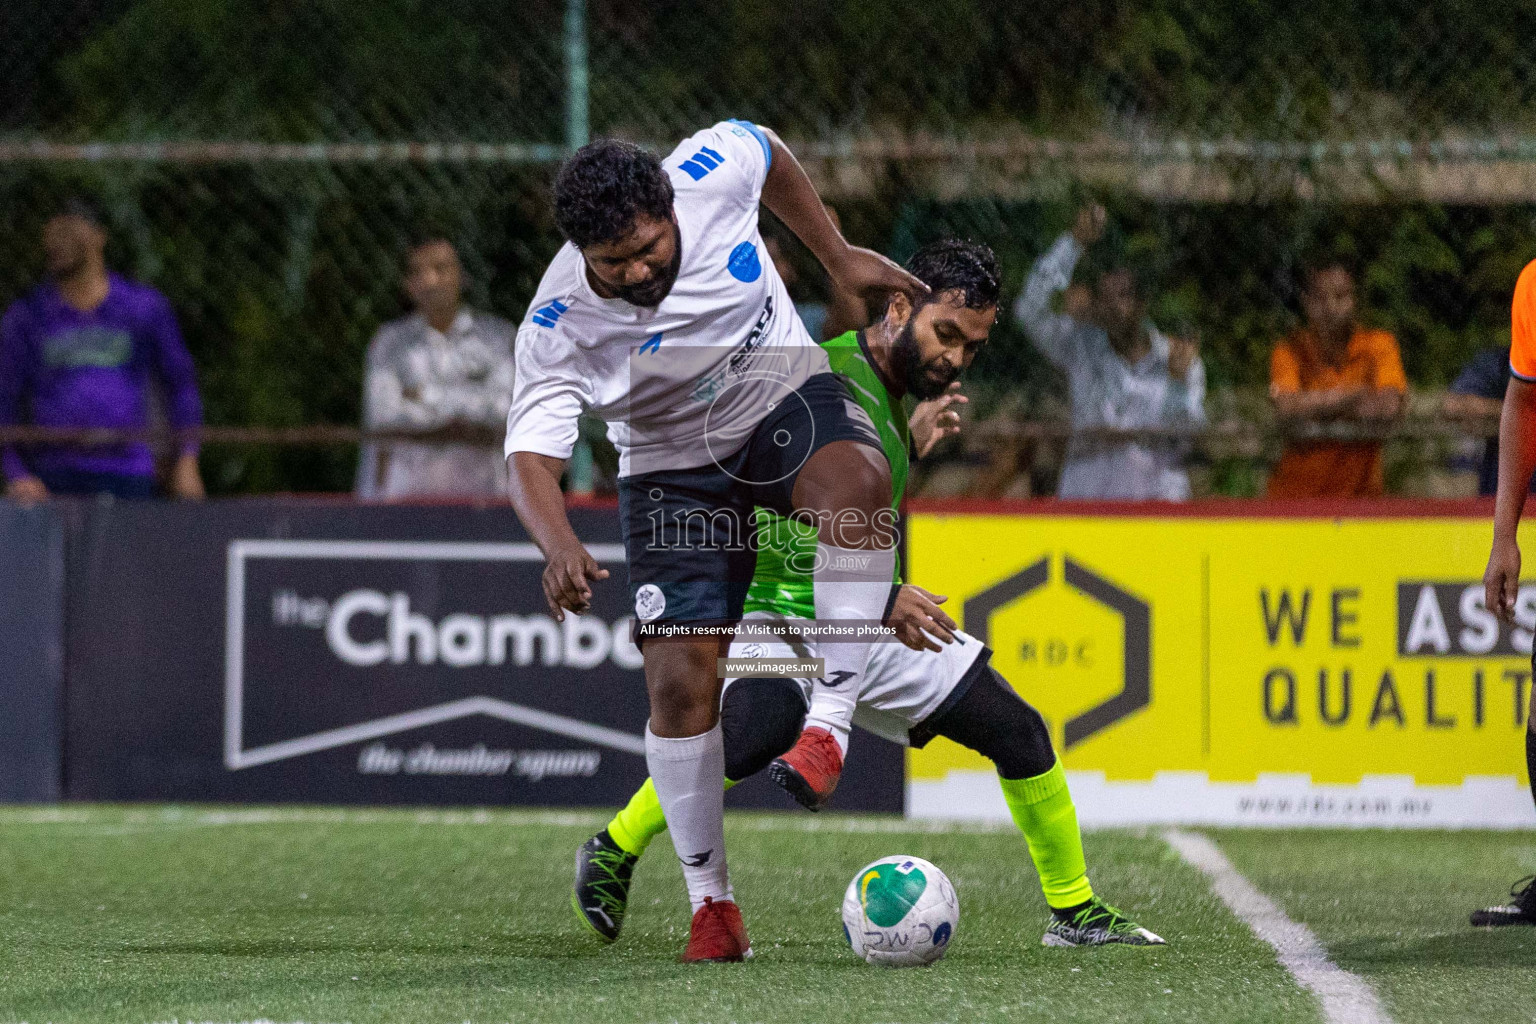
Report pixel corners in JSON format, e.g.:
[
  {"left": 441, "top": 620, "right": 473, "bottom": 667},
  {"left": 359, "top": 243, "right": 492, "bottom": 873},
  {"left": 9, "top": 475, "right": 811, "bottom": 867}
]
[{"left": 1527, "top": 724, "right": 1536, "bottom": 812}]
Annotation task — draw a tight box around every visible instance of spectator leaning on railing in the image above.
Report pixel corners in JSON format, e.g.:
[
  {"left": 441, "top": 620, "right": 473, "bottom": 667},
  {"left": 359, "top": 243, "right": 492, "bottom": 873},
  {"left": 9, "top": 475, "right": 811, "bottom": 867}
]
[
  {"left": 1266, "top": 256, "right": 1406, "bottom": 499},
  {"left": 1443, "top": 346, "right": 1532, "bottom": 497},
  {"left": 1014, "top": 204, "right": 1206, "bottom": 501},
  {"left": 356, "top": 231, "right": 517, "bottom": 500},
  {"left": 0, "top": 196, "right": 204, "bottom": 503}
]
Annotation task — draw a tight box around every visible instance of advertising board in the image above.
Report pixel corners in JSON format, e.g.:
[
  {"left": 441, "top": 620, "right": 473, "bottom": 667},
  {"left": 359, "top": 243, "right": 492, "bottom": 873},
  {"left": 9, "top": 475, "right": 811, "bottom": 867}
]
[
  {"left": 908, "top": 510, "right": 1536, "bottom": 827},
  {"left": 63, "top": 500, "right": 902, "bottom": 810}
]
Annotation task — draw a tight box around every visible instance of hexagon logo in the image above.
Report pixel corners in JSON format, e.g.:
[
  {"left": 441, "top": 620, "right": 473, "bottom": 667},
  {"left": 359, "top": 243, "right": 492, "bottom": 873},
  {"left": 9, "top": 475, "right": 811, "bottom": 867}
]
[{"left": 963, "top": 556, "right": 1150, "bottom": 749}]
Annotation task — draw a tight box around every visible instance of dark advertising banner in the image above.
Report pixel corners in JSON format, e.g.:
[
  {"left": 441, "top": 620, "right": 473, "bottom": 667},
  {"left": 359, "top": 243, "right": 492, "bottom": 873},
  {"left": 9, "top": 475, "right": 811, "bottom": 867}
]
[
  {"left": 64, "top": 500, "right": 901, "bottom": 811},
  {"left": 0, "top": 504, "right": 64, "bottom": 801}
]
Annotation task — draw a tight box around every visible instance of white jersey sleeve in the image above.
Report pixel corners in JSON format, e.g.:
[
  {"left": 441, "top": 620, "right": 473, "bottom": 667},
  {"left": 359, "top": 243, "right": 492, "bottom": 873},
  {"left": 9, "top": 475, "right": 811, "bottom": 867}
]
[
  {"left": 665, "top": 120, "right": 773, "bottom": 206},
  {"left": 504, "top": 319, "right": 589, "bottom": 462}
]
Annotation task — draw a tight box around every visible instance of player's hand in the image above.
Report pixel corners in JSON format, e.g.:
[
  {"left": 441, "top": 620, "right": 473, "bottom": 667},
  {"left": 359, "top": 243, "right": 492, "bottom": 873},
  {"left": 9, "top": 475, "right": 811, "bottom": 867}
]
[
  {"left": 886, "top": 584, "right": 957, "bottom": 652},
  {"left": 542, "top": 542, "right": 610, "bottom": 621},
  {"left": 1168, "top": 334, "right": 1200, "bottom": 384},
  {"left": 1355, "top": 388, "right": 1405, "bottom": 421},
  {"left": 170, "top": 453, "right": 205, "bottom": 500},
  {"left": 1062, "top": 282, "right": 1093, "bottom": 319},
  {"left": 1485, "top": 536, "right": 1522, "bottom": 623},
  {"left": 5, "top": 475, "right": 47, "bottom": 504},
  {"left": 910, "top": 384, "right": 967, "bottom": 459},
  {"left": 1072, "top": 204, "right": 1107, "bottom": 246},
  {"left": 828, "top": 245, "right": 930, "bottom": 309}
]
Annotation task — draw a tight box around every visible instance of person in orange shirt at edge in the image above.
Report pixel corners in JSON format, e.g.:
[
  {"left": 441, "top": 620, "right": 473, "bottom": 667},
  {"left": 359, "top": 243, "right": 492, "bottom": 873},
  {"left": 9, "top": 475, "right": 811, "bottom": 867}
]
[
  {"left": 1477, "top": 256, "right": 1536, "bottom": 928},
  {"left": 1265, "top": 257, "right": 1407, "bottom": 498}
]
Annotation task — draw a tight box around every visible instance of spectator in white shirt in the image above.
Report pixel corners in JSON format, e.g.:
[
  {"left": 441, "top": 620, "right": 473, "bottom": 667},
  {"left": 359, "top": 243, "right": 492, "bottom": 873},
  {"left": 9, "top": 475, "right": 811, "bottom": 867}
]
[
  {"left": 356, "top": 234, "right": 517, "bottom": 499},
  {"left": 1014, "top": 205, "right": 1206, "bottom": 500}
]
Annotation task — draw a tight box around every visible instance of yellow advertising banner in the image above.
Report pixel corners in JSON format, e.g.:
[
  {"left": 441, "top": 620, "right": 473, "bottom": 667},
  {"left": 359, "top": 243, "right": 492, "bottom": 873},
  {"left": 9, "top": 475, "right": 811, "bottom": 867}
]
[{"left": 907, "top": 512, "right": 1536, "bottom": 827}]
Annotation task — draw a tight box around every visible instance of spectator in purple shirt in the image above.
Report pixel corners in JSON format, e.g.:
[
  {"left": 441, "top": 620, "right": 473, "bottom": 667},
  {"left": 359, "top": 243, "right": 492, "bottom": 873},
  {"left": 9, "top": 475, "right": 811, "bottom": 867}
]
[{"left": 0, "top": 197, "right": 204, "bottom": 502}]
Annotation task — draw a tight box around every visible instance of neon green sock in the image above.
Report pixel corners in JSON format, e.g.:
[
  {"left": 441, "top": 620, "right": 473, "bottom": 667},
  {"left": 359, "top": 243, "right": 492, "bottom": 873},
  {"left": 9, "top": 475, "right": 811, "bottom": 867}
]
[
  {"left": 606, "top": 777, "right": 738, "bottom": 858},
  {"left": 998, "top": 759, "right": 1094, "bottom": 910}
]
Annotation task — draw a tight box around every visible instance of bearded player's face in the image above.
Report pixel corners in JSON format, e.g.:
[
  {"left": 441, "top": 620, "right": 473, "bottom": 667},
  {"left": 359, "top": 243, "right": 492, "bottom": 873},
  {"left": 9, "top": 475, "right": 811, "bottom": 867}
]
[
  {"left": 893, "top": 289, "right": 996, "bottom": 400},
  {"left": 581, "top": 213, "right": 683, "bottom": 308}
]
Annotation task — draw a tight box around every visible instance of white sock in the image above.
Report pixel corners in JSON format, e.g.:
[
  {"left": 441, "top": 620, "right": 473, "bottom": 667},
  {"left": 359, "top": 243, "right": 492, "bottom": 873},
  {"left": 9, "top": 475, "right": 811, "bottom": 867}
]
[
  {"left": 807, "top": 542, "right": 896, "bottom": 754},
  {"left": 646, "top": 723, "right": 732, "bottom": 913}
]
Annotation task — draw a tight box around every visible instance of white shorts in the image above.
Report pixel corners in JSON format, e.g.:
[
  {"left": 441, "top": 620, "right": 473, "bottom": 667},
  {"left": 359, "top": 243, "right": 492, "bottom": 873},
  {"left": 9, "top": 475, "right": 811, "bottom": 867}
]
[{"left": 725, "top": 610, "right": 989, "bottom": 745}]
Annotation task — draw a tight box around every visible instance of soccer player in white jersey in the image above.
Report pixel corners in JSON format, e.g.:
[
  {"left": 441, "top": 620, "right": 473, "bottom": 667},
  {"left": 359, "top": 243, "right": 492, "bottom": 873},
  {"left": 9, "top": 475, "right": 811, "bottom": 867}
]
[
  {"left": 571, "top": 240, "right": 1165, "bottom": 950},
  {"left": 505, "top": 121, "right": 925, "bottom": 962}
]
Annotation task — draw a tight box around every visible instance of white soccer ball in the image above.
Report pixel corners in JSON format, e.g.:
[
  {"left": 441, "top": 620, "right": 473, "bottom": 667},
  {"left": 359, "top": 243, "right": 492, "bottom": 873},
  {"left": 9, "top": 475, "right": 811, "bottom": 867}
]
[{"left": 841, "top": 855, "right": 958, "bottom": 966}]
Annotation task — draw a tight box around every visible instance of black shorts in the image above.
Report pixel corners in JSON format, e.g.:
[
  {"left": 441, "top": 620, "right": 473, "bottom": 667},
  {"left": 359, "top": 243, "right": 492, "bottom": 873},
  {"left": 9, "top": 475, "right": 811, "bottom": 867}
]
[{"left": 617, "top": 372, "right": 882, "bottom": 628}]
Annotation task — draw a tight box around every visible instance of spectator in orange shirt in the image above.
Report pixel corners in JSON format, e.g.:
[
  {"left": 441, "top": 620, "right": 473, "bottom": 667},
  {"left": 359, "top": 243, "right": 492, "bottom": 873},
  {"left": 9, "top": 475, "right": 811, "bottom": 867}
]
[{"left": 1266, "top": 259, "right": 1407, "bottom": 498}]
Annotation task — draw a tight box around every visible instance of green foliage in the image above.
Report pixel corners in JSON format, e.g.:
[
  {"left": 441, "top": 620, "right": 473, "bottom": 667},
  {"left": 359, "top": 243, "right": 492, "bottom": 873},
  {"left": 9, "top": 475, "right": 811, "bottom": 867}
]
[
  {"left": 874, "top": 195, "right": 1536, "bottom": 400},
  {"left": 580, "top": 1, "right": 1536, "bottom": 140},
  {"left": 3, "top": 1, "right": 1536, "bottom": 492},
  {"left": 48, "top": 0, "right": 567, "bottom": 142}
]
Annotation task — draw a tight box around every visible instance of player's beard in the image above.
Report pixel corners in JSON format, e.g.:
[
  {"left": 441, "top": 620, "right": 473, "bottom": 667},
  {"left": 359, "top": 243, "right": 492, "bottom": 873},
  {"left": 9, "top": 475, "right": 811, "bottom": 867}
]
[
  {"left": 614, "top": 235, "right": 683, "bottom": 308},
  {"left": 894, "top": 318, "right": 959, "bottom": 400}
]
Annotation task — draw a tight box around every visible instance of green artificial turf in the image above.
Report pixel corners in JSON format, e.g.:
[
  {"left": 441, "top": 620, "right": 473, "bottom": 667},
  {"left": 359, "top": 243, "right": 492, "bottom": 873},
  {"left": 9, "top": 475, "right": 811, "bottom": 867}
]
[
  {"left": 1213, "top": 829, "right": 1536, "bottom": 1024},
  {"left": 0, "top": 806, "right": 1323, "bottom": 1024}
]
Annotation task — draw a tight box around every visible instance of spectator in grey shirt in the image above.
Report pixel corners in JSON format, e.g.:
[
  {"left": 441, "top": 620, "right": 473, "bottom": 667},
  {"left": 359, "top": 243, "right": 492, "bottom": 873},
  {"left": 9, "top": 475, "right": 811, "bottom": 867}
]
[
  {"left": 1014, "top": 205, "right": 1206, "bottom": 500},
  {"left": 356, "top": 234, "right": 517, "bottom": 499}
]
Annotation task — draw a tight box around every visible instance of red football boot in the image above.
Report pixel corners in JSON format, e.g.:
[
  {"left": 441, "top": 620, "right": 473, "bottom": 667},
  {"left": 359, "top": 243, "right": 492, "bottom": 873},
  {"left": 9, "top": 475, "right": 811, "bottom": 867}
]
[
  {"left": 768, "top": 726, "right": 844, "bottom": 811},
  {"left": 681, "top": 896, "right": 752, "bottom": 963}
]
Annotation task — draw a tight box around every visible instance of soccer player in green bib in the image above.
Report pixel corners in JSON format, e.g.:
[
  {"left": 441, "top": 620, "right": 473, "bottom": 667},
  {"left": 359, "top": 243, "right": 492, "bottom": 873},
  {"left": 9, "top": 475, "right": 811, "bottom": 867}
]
[{"left": 573, "top": 239, "right": 1163, "bottom": 948}]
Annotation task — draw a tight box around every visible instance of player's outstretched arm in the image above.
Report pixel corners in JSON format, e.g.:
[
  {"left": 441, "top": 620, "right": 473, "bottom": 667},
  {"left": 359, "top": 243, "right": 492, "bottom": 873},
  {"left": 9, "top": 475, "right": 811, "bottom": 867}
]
[
  {"left": 508, "top": 451, "right": 609, "bottom": 620},
  {"left": 1486, "top": 376, "right": 1536, "bottom": 621},
  {"left": 758, "top": 128, "right": 928, "bottom": 309}
]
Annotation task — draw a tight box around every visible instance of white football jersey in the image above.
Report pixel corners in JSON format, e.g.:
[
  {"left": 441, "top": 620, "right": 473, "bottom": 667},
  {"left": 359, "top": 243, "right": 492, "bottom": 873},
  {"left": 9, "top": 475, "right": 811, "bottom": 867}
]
[{"left": 505, "top": 120, "right": 829, "bottom": 477}]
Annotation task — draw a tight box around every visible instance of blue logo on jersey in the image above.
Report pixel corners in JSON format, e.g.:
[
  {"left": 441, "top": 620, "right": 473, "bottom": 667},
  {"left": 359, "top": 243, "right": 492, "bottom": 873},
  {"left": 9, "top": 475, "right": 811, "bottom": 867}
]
[
  {"left": 727, "top": 241, "right": 761, "bottom": 283},
  {"left": 679, "top": 146, "right": 726, "bottom": 181},
  {"left": 530, "top": 299, "right": 569, "bottom": 329},
  {"left": 639, "top": 332, "right": 664, "bottom": 354}
]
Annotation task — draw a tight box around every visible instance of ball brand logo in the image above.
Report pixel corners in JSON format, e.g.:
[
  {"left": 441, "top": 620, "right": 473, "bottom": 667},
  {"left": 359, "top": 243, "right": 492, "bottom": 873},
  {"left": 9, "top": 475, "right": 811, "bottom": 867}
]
[
  {"left": 859, "top": 861, "right": 928, "bottom": 927},
  {"left": 964, "top": 555, "right": 1151, "bottom": 749}
]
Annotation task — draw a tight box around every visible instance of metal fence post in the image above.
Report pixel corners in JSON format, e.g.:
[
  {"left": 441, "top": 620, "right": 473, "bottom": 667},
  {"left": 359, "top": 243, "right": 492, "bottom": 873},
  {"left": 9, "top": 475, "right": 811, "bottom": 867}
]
[
  {"left": 564, "top": 0, "right": 596, "bottom": 496},
  {"left": 565, "top": 0, "right": 589, "bottom": 152}
]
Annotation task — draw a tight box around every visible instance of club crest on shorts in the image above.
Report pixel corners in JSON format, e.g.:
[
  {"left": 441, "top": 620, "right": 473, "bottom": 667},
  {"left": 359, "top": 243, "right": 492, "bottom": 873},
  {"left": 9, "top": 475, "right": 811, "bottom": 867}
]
[{"left": 635, "top": 584, "right": 666, "bottom": 622}]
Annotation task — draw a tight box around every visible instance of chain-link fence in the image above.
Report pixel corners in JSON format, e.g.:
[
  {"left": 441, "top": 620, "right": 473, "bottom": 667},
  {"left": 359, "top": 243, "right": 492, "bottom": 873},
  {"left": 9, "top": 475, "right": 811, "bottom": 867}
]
[{"left": 2, "top": 0, "right": 1534, "bottom": 496}]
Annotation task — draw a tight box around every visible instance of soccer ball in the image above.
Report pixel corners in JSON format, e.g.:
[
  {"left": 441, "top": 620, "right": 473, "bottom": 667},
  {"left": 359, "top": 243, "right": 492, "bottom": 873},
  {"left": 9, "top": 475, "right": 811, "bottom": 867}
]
[{"left": 841, "top": 855, "right": 958, "bottom": 966}]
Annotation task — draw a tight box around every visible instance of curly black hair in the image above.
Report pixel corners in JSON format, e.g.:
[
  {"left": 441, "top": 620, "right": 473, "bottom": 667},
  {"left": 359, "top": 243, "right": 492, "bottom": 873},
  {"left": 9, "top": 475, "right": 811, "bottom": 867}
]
[
  {"left": 905, "top": 238, "right": 1001, "bottom": 310},
  {"left": 553, "top": 139, "right": 675, "bottom": 249}
]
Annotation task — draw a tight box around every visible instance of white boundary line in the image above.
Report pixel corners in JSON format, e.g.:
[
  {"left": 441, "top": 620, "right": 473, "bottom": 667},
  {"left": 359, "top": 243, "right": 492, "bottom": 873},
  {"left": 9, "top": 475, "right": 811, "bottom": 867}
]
[
  {"left": 1164, "top": 829, "right": 1394, "bottom": 1024},
  {"left": 222, "top": 539, "right": 631, "bottom": 770}
]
